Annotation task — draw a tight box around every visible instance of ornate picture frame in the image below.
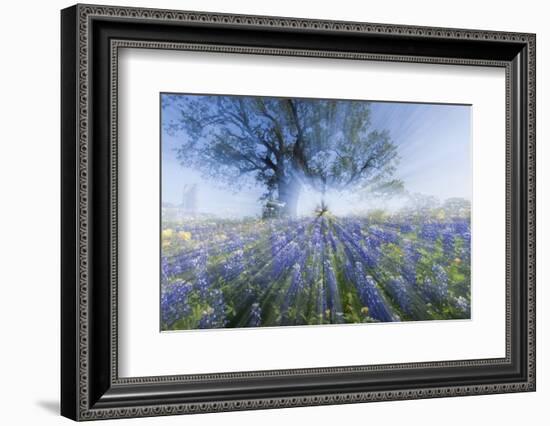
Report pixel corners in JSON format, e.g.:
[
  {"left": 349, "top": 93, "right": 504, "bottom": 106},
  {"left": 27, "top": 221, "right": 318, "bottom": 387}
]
[{"left": 61, "top": 4, "right": 535, "bottom": 421}]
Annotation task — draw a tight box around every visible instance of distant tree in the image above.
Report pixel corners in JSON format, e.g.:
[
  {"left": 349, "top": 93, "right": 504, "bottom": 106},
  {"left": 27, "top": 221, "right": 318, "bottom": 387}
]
[
  {"left": 163, "top": 95, "right": 400, "bottom": 217},
  {"left": 404, "top": 193, "right": 440, "bottom": 214},
  {"left": 442, "top": 197, "right": 471, "bottom": 216}
]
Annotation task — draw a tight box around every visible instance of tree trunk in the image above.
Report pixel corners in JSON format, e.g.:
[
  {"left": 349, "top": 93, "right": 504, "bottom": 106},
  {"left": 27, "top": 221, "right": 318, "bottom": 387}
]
[{"left": 278, "top": 179, "right": 301, "bottom": 218}]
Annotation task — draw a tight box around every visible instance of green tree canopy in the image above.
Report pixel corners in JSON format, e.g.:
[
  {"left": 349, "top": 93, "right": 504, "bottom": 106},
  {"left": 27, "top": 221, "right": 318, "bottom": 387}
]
[{"left": 163, "top": 94, "right": 400, "bottom": 217}]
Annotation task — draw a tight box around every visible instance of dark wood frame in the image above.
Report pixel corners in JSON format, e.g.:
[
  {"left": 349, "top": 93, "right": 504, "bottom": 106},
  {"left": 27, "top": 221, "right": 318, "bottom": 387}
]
[{"left": 61, "top": 3, "right": 536, "bottom": 421}]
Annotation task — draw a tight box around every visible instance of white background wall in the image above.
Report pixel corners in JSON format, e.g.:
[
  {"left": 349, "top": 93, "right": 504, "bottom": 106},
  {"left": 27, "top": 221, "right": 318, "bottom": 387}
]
[{"left": 0, "top": 0, "right": 546, "bottom": 424}]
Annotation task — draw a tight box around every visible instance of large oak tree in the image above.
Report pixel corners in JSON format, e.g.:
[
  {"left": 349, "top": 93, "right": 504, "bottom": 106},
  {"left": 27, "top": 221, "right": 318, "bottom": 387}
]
[{"left": 163, "top": 95, "right": 400, "bottom": 217}]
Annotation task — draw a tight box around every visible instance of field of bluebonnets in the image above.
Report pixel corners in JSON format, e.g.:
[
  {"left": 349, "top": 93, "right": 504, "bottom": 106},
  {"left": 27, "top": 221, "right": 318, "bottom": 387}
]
[{"left": 160, "top": 206, "right": 471, "bottom": 330}]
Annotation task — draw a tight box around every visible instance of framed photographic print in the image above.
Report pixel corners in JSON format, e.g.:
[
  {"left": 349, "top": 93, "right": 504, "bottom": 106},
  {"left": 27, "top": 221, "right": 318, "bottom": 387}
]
[{"left": 61, "top": 4, "right": 536, "bottom": 421}]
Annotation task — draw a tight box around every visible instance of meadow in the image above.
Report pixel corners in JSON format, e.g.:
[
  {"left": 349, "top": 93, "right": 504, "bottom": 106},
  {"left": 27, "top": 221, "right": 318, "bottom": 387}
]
[{"left": 160, "top": 207, "right": 471, "bottom": 330}]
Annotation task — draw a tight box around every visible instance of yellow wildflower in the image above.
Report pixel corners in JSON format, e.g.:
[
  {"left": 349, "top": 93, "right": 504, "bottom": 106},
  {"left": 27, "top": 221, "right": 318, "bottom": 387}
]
[
  {"left": 162, "top": 228, "right": 174, "bottom": 239},
  {"left": 178, "top": 231, "right": 192, "bottom": 241},
  {"left": 361, "top": 307, "right": 370, "bottom": 315}
]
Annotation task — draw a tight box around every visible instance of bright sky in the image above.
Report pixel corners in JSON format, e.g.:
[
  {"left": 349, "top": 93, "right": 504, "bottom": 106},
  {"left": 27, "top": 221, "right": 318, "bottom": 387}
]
[{"left": 161, "top": 95, "right": 471, "bottom": 218}]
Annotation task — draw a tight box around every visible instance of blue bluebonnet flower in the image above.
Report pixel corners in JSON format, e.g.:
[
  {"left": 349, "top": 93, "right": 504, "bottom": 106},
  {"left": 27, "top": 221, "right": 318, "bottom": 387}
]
[
  {"left": 421, "top": 264, "right": 449, "bottom": 303},
  {"left": 198, "top": 288, "right": 227, "bottom": 329},
  {"left": 400, "top": 223, "right": 414, "bottom": 234},
  {"left": 324, "top": 261, "right": 344, "bottom": 323},
  {"left": 332, "top": 222, "right": 379, "bottom": 269},
  {"left": 433, "top": 264, "right": 448, "bottom": 287},
  {"left": 369, "top": 226, "right": 398, "bottom": 244},
  {"left": 454, "top": 296, "right": 470, "bottom": 313},
  {"left": 451, "top": 219, "right": 471, "bottom": 249},
  {"left": 420, "top": 222, "right": 440, "bottom": 242},
  {"left": 194, "top": 275, "right": 209, "bottom": 299},
  {"left": 342, "top": 260, "right": 355, "bottom": 283},
  {"left": 401, "top": 241, "right": 420, "bottom": 286},
  {"left": 317, "top": 281, "right": 327, "bottom": 322},
  {"left": 441, "top": 228, "right": 456, "bottom": 256},
  {"left": 247, "top": 303, "right": 262, "bottom": 327},
  {"left": 161, "top": 280, "right": 192, "bottom": 327},
  {"left": 354, "top": 262, "right": 393, "bottom": 322},
  {"left": 272, "top": 241, "right": 301, "bottom": 279},
  {"left": 387, "top": 277, "right": 413, "bottom": 316},
  {"left": 222, "top": 249, "right": 245, "bottom": 281}
]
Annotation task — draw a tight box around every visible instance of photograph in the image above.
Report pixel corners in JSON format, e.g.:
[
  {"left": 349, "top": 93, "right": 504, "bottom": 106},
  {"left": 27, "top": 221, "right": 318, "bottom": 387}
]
[
  {"left": 57, "top": 3, "right": 536, "bottom": 421},
  {"left": 160, "top": 94, "right": 472, "bottom": 330}
]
